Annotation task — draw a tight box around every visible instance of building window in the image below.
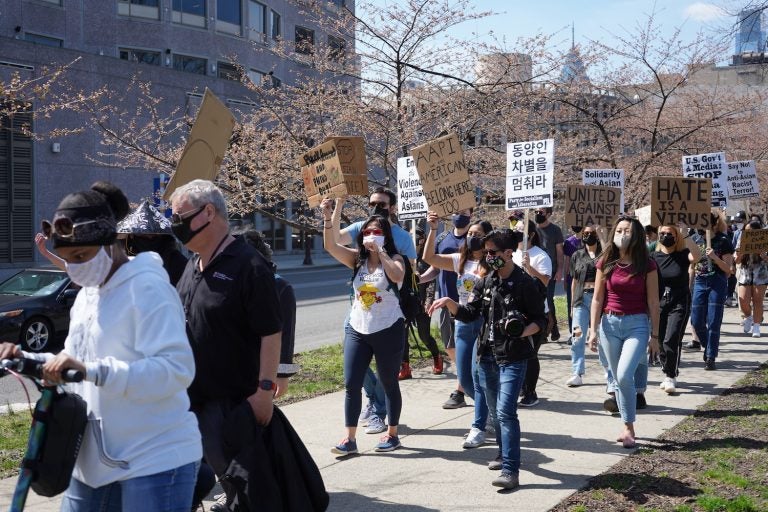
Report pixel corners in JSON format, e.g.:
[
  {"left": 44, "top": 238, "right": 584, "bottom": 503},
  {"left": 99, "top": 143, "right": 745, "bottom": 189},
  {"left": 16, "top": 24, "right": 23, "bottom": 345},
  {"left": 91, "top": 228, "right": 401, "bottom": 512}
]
[
  {"left": 173, "top": 54, "right": 207, "bottom": 74},
  {"left": 117, "top": 0, "right": 160, "bottom": 20},
  {"left": 217, "top": 0, "right": 242, "bottom": 35},
  {"left": 0, "top": 108, "right": 34, "bottom": 263},
  {"left": 295, "top": 26, "right": 314, "bottom": 55},
  {"left": 270, "top": 10, "right": 281, "bottom": 40},
  {"left": 248, "top": 1, "right": 267, "bottom": 41},
  {"left": 328, "top": 35, "right": 345, "bottom": 61},
  {"left": 172, "top": 0, "right": 206, "bottom": 27},
  {"left": 218, "top": 61, "right": 242, "bottom": 81},
  {"left": 119, "top": 47, "right": 161, "bottom": 66},
  {"left": 24, "top": 33, "right": 63, "bottom": 48}
]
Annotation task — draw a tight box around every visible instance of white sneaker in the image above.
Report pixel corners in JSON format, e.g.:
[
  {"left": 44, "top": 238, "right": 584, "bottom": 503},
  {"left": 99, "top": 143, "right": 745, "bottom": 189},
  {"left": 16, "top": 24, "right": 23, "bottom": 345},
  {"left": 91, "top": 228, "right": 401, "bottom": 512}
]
[
  {"left": 743, "top": 316, "right": 754, "bottom": 334},
  {"left": 565, "top": 374, "right": 583, "bottom": 387},
  {"left": 661, "top": 377, "right": 677, "bottom": 394},
  {"left": 752, "top": 324, "right": 761, "bottom": 338},
  {"left": 210, "top": 494, "right": 231, "bottom": 512},
  {"left": 462, "top": 427, "right": 486, "bottom": 449},
  {"left": 365, "top": 415, "right": 387, "bottom": 434},
  {"left": 358, "top": 402, "right": 374, "bottom": 425}
]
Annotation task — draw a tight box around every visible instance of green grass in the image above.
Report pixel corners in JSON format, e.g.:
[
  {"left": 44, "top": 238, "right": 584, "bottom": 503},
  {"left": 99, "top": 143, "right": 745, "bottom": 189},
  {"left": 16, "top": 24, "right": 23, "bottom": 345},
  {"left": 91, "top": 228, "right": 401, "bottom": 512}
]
[
  {"left": 696, "top": 493, "right": 760, "bottom": 512},
  {"left": 0, "top": 407, "right": 32, "bottom": 478}
]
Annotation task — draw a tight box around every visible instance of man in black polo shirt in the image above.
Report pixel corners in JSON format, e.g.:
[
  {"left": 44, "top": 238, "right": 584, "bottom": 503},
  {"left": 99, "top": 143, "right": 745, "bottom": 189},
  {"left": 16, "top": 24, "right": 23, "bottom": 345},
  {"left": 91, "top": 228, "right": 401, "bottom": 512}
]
[{"left": 171, "top": 180, "right": 282, "bottom": 511}]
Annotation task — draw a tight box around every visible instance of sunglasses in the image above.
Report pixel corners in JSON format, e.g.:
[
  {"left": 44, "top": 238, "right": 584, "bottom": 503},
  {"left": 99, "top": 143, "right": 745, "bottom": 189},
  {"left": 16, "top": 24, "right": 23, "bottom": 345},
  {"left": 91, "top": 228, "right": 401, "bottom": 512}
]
[
  {"left": 484, "top": 249, "right": 503, "bottom": 255},
  {"left": 362, "top": 228, "right": 384, "bottom": 236},
  {"left": 369, "top": 201, "right": 389, "bottom": 208},
  {"left": 41, "top": 218, "right": 114, "bottom": 239},
  {"left": 171, "top": 205, "right": 205, "bottom": 224}
]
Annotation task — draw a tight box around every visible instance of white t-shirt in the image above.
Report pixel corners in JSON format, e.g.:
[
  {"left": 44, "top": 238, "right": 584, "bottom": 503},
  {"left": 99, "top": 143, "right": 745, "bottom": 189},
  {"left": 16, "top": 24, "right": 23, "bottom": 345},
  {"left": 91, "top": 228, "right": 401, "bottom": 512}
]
[
  {"left": 349, "top": 262, "right": 403, "bottom": 334},
  {"left": 513, "top": 246, "right": 552, "bottom": 312},
  {"left": 450, "top": 253, "right": 484, "bottom": 305}
]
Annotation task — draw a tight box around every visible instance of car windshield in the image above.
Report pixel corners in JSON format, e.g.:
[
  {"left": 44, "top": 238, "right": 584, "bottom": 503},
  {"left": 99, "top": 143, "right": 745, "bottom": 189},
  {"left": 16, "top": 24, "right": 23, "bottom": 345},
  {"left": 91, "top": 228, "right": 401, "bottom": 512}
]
[{"left": 0, "top": 271, "right": 68, "bottom": 297}]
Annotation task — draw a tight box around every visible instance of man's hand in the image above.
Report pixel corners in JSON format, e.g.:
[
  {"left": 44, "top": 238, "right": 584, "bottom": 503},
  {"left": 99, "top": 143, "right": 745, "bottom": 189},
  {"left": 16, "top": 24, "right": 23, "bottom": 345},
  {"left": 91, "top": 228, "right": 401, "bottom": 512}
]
[
  {"left": 275, "top": 377, "right": 289, "bottom": 399},
  {"left": 0, "top": 342, "right": 22, "bottom": 360},
  {"left": 247, "top": 389, "right": 274, "bottom": 426},
  {"left": 42, "top": 352, "right": 85, "bottom": 385}
]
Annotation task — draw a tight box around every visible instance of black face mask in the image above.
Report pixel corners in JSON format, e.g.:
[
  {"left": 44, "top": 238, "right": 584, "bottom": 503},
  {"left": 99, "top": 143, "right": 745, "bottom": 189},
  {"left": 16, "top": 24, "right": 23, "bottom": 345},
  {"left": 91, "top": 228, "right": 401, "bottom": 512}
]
[
  {"left": 467, "top": 236, "right": 483, "bottom": 252},
  {"left": 171, "top": 207, "right": 210, "bottom": 245},
  {"left": 659, "top": 234, "right": 676, "bottom": 247},
  {"left": 534, "top": 213, "right": 547, "bottom": 224},
  {"left": 125, "top": 235, "right": 167, "bottom": 256},
  {"left": 582, "top": 233, "right": 597, "bottom": 246},
  {"left": 370, "top": 205, "right": 390, "bottom": 218}
]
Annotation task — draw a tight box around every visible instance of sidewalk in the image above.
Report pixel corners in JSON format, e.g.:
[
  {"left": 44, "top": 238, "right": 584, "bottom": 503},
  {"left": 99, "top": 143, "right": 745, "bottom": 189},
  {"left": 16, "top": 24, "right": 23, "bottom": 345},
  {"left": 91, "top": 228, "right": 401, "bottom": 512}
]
[{"left": 2, "top": 305, "right": 766, "bottom": 511}]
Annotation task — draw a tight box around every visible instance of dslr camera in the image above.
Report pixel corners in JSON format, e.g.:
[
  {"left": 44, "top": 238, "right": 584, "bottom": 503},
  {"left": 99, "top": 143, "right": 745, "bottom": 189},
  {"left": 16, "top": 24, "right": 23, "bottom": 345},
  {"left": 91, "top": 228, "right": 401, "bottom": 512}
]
[{"left": 497, "top": 290, "right": 527, "bottom": 338}]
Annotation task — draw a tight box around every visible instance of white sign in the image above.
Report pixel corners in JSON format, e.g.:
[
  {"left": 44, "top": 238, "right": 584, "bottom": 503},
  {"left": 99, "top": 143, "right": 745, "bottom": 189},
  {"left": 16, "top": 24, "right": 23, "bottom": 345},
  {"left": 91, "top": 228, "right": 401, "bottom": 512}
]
[
  {"left": 583, "top": 168, "right": 625, "bottom": 212},
  {"left": 396, "top": 156, "right": 428, "bottom": 221},
  {"left": 682, "top": 151, "right": 727, "bottom": 207},
  {"left": 635, "top": 205, "right": 651, "bottom": 227},
  {"left": 505, "top": 138, "right": 554, "bottom": 209},
  {"left": 726, "top": 160, "right": 760, "bottom": 200}
]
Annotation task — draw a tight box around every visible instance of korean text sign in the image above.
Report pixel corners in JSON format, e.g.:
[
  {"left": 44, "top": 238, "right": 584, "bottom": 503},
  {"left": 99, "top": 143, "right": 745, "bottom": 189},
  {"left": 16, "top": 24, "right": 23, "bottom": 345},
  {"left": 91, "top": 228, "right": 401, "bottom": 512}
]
[{"left": 506, "top": 139, "right": 554, "bottom": 209}]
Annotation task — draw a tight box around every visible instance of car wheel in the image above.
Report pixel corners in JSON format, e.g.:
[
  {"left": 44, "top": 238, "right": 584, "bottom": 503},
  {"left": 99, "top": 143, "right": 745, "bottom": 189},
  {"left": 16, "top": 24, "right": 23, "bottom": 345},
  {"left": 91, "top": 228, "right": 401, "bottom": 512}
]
[{"left": 20, "top": 317, "right": 54, "bottom": 352}]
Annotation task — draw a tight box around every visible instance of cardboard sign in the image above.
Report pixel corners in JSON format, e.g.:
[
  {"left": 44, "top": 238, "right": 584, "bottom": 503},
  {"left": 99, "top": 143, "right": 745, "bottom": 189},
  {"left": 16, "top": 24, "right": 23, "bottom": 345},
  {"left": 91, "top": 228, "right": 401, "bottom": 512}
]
[
  {"left": 739, "top": 228, "right": 768, "bottom": 253},
  {"left": 410, "top": 133, "right": 475, "bottom": 216},
  {"left": 324, "top": 136, "right": 368, "bottom": 197},
  {"left": 564, "top": 184, "right": 622, "bottom": 231},
  {"left": 505, "top": 138, "right": 554, "bottom": 209},
  {"left": 651, "top": 177, "right": 712, "bottom": 229},
  {"left": 396, "top": 156, "right": 428, "bottom": 221},
  {"left": 163, "top": 88, "right": 236, "bottom": 200},
  {"left": 635, "top": 205, "right": 651, "bottom": 227},
  {"left": 682, "top": 152, "right": 727, "bottom": 207},
  {"left": 583, "top": 169, "right": 624, "bottom": 212},
  {"left": 726, "top": 160, "right": 760, "bottom": 200},
  {"left": 299, "top": 140, "right": 347, "bottom": 208}
]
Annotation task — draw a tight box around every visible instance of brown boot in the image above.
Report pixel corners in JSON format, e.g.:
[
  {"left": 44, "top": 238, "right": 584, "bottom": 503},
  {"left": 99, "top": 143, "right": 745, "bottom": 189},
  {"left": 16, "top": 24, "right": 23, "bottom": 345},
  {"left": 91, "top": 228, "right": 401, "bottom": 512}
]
[{"left": 398, "top": 362, "right": 412, "bottom": 380}]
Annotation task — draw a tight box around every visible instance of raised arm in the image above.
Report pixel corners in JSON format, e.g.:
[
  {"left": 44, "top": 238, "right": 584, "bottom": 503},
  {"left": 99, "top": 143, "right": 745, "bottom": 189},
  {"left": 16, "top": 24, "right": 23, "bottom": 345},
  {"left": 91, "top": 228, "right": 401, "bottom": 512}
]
[
  {"left": 321, "top": 198, "right": 357, "bottom": 268},
  {"left": 422, "top": 211, "right": 458, "bottom": 271}
]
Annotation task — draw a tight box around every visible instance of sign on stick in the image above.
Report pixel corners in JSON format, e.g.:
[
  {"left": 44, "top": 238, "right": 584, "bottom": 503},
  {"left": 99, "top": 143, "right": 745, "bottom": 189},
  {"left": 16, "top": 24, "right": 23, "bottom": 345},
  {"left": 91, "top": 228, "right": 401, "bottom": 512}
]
[
  {"left": 739, "top": 228, "right": 768, "bottom": 254},
  {"left": 682, "top": 152, "right": 727, "bottom": 207},
  {"left": 410, "top": 133, "right": 475, "bottom": 216},
  {"left": 564, "top": 184, "right": 622, "bottom": 231},
  {"left": 583, "top": 169, "right": 625, "bottom": 212},
  {"left": 725, "top": 160, "right": 759, "bottom": 200},
  {"left": 505, "top": 138, "right": 554, "bottom": 209},
  {"left": 324, "top": 136, "right": 368, "bottom": 197},
  {"left": 651, "top": 177, "right": 712, "bottom": 229},
  {"left": 299, "top": 140, "right": 347, "bottom": 208},
  {"left": 396, "top": 156, "right": 428, "bottom": 221}
]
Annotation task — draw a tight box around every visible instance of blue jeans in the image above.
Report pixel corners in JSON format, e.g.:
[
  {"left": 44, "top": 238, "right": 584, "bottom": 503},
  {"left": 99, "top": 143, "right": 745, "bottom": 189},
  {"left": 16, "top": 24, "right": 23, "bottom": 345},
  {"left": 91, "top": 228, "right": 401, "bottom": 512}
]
[
  {"left": 478, "top": 355, "right": 527, "bottom": 475},
  {"left": 60, "top": 461, "right": 199, "bottom": 511},
  {"left": 599, "top": 313, "right": 650, "bottom": 423},
  {"left": 571, "top": 290, "right": 593, "bottom": 375},
  {"left": 455, "top": 318, "right": 482, "bottom": 396},
  {"left": 691, "top": 273, "right": 728, "bottom": 360},
  {"left": 470, "top": 342, "right": 488, "bottom": 430},
  {"left": 565, "top": 275, "right": 573, "bottom": 331},
  {"left": 597, "top": 342, "right": 646, "bottom": 394}
]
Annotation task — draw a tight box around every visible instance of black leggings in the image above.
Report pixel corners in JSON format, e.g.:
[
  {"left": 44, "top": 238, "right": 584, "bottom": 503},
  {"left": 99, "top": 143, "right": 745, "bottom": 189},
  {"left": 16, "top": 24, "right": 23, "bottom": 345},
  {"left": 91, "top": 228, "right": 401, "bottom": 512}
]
[
  {"left": 659, "top": 293, "right": 690, "bottom": 378},
  {"left": 522, "top": 332, "right": 545, "bottom": 396},
  {"left": 344, "top": 319, "right": 404, "bottom": 427},
  {"left": 402, "top": 310, "right": 441, "bottom": 362}
]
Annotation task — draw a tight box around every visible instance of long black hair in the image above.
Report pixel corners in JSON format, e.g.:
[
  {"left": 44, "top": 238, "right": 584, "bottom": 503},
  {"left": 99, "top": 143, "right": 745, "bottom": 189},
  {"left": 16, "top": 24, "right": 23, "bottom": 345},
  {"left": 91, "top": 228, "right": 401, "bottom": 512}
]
[
  {"left": 600, "top": 216, "right": 649, "bottom": 276},
  {"left": 355, "top": 215, "right": 398, "bottom": 267}
]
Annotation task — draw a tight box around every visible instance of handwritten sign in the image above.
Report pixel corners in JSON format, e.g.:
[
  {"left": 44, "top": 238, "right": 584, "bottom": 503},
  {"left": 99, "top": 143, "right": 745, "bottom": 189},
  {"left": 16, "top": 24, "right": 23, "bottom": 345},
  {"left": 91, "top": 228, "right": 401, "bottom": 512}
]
[
  {"left": 739, "top": 228, "right": 768, "bottom": 253},
  {"left": 583, "top": 169, "right": 624, "bottom": 212},
  {"left": 726, "top": 160, "right": 759, "bottom": 200},
  {"left": 410, "top": 133, "right": 475, "bottom": 216},
  {"left": 635, "top": 205, "right": 651, "bottom": 227},
  {"left": 651, "top": 177, "right": 712, "bottom": 229},
  {"left": 505, "top": 138, "right": 554, "bottom": 209},
  {"left": 324, "top": 136, "right": 368, "bottom": 197},
  {"left": 299, "top": 140, "right": 347, "bottom": 208},
  {"left": 396, "top": 156, "right": 428, "bottom": 221},
  {"left": 564, "top": 185, "right": 622, "bottom": 230},
  {"left": 682, "top": 152, "right": 727, "bottom": 207}
]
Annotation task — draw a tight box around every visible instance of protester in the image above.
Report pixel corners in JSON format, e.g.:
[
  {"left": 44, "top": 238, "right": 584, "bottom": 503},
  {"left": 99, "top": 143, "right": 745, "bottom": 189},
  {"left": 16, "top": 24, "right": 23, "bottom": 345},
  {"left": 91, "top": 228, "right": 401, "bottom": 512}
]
[
  {"left": 652, "top": 224, "right": 700, "bottom": 394},
  {"left": 322, "top": 204, "right": 405, "bottom": 456},
  {"left": 563, "top": 225, "right": 583, "bottom": 340},
  {"left": 429, "top": 229, "right": 547, "bottom": 490},
  {"left": 171, "top": 180, "right": 282, "bottom": 512},
  {"left": 534, "top": 208, "right": 564, "bottom": 342},
  {"left": 422, "top": 211, "right": 492, "bottom": 447},
  {"left": 735, "top": 220, "right": 768, "bottom": 338},
  {"left": 1, "top": 181, "right": 201, "bottom": 511},
  {"left": 512, "top": 220, "right": 551, "bottom": 407},
  {"left": 645, "top": 225, "right": 658, "bottom": 252},
  {"left": 589, "top": 216, "right": 660, "bottom": 449},
  {"left": 690, "top": 212, "right": 735, "bottom": 371}
]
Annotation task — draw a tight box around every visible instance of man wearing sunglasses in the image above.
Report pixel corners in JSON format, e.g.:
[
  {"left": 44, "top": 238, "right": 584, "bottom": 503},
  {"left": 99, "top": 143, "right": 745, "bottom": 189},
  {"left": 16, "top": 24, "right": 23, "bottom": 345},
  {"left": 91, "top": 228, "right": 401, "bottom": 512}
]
[
  {"left": 534, "top": 208, "right": 565, "bottom": 342},
  {"left": 170, "top": 179, "right": 283, "bottom": 512}
]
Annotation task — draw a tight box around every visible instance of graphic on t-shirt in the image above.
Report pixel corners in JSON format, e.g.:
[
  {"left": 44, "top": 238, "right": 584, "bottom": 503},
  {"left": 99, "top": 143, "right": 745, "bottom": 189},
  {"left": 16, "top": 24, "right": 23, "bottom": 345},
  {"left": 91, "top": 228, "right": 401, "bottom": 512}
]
[
  {"left": 460, "top": 277, "right": 475, "bottom": 292},
  {"left": 357, "top": 282, "right": 383, "bottom": 310}
]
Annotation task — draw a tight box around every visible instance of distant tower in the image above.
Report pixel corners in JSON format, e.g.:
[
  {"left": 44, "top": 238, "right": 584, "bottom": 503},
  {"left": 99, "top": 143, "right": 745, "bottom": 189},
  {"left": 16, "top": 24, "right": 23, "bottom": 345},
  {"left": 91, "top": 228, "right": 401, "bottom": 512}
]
[
  {"left": 560, "top": 23, "right": 587, "bottom": 83},
  {"left": 735, "top": 8, "right": 765, "bottom": 54}
]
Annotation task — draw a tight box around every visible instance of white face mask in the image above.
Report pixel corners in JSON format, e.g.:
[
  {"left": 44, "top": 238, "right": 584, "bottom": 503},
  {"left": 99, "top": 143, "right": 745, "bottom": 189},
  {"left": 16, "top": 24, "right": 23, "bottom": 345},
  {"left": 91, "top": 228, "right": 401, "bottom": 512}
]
[
  {"left": 363, "top": 235, "right": 386, "bottom": 251},
  {"left": 65, "top": 246, "right": 113, "bottom": 287},
  {"left": 613, "top": 234, "right": 630, "bottom": 250}
]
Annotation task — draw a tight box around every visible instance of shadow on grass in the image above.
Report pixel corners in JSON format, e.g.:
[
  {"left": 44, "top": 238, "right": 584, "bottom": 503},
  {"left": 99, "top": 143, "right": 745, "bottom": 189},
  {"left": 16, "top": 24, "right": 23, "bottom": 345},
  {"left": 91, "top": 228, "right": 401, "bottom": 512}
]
[
  {"left": 653, "top": 436, "right": 768, "bottom": 453},
  {"left": 586, "top": 472, "right": 701, "bottom": 504}
]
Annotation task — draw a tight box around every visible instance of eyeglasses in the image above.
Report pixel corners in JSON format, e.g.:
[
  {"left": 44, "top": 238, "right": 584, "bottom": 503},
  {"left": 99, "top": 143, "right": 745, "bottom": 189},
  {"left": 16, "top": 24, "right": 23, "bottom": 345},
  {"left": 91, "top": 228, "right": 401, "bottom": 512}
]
[
  {"left": 41, "top": 218, "right": 114, "bottom": 239},
  {"left": 369, "top": 201, "right": 389, "bottom": 208},
  {"left": 171, "top": 205, "right": 205, "bottom": 224},
  {"left": 362, "top": 228, "right": 384, "bottom": 236},
  {"left": 484, "top": 249, "right": 503, "bottom": 255}
]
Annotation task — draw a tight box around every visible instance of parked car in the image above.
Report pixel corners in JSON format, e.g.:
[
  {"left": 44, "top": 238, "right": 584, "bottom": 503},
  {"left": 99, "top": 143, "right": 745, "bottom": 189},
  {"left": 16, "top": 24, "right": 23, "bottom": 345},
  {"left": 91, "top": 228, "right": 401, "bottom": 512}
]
[{"left": 0, "top": 269, "right": 78, "bottom": 352}]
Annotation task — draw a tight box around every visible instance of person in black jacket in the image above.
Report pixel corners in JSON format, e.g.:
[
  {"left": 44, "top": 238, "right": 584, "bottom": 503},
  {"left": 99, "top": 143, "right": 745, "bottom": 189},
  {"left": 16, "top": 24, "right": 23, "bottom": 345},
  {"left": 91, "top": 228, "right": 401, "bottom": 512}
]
[{"left": 429, "top": 229, "right": 547, "bottom": 491}]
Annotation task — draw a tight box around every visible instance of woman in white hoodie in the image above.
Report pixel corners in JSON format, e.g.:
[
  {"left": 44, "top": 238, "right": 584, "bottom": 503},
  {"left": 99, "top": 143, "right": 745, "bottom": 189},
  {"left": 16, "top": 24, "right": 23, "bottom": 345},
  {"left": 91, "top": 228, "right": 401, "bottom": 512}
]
[{"left": 0, "top": 181, "right": 201, "bottom": 511}]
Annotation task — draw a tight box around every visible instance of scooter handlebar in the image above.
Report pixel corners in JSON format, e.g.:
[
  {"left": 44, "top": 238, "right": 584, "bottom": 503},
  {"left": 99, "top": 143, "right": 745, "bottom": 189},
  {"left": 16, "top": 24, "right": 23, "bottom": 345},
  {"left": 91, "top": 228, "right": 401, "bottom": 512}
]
[{"left": 0, "top": 357, "right": 84, "bottom": 383}]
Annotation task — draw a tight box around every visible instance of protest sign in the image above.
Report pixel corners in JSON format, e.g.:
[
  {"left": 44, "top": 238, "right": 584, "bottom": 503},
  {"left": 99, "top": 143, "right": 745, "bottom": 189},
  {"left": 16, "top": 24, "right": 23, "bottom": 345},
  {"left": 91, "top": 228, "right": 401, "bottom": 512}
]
[
  {"left": 163, "top": 88, "right": 235, "bottom": 200},
  {"left": 725, "top": 160, "right": 759, "bottom": 200},
  {"left": 505, "top": 138, "right": 554, "bottom": 209},
  {"left": 635, "top": 205, "right": 651, "bottom": 227},
  {"left": 324, "top": 136, "right": 368, "bottom": 197},
  {"left": 396, "top": 156, "right": 428, "bottom": 221},
  {"left": 299, "top": 140, "right": 347, "bottom": 208},
  {"left": 739, "top": 228, "right": 768, "bottom": 254},
  {"left": 651, "top": 177, "right": 712, "bottom": 229},
  {"left": 682, "top": 152, "right": 727, "bottom": 207},
  {"left": 583, "top": 169, "right": 625, "bottom": 212},
  {"left": 565, "top": 184, "right": 622, "bottom": 230},
  {"left": 410, "top": 133, "right": 475, "bottom": 216}
]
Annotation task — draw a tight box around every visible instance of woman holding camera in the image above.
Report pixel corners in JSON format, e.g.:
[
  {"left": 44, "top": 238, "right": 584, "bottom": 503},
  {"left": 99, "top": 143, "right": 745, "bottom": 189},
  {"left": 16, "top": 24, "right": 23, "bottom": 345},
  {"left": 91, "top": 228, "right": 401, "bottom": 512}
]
[
  {"left": 429, "top": 229, "right": 547, "bottom": 490},
  {"left": 589, "top": 217, "right": 660, "bottom": 449}
]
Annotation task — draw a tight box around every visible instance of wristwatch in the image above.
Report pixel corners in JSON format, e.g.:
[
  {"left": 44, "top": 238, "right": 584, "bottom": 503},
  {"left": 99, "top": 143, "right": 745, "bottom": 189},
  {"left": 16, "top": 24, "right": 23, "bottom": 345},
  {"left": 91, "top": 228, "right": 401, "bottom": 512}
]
[{"left": 258, "top": 379, "right": 276, "bottom": 392}]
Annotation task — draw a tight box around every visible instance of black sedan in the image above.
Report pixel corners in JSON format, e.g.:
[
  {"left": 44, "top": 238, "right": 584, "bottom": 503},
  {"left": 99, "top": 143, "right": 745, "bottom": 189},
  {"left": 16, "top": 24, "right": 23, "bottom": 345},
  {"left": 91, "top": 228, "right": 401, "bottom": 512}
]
[{"left": 0, "top": 269, "right": 79, "bottom": 352}]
